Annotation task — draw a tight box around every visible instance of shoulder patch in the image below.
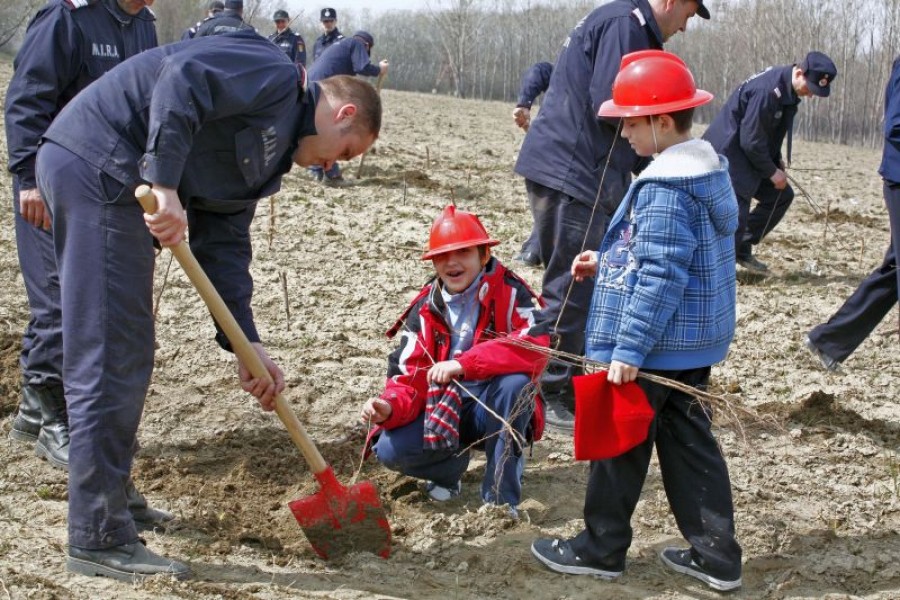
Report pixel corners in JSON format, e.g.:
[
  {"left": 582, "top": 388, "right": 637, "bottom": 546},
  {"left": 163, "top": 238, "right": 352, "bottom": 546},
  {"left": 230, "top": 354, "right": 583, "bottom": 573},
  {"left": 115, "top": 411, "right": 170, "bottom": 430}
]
[{"left": 63, "top": 0, "right": 97, "bottom": 9}]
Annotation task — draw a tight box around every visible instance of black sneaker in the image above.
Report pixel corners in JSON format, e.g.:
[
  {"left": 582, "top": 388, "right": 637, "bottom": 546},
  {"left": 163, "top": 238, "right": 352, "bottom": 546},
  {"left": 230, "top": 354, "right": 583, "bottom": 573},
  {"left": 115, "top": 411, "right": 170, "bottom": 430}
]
[
  {"left": 660, "top": 547, "right": 741, "bottom": 592},
  {"left": 68, "top": 541, "right": 190, "bottom": 582},
  {"left": 513, "top": 250, "right": 541, "bottom": 267},
  {"left": 804, "top": 336, "right": 842, "bottom": 372},
  {"left": 544, "top": 398, "right": 575, "bottom": 432},
  {"left": 736, "top": 255, "right": 769, "bottom": 273},
  {"left": 531, "top": 538, "right": 623, "bottom": 579}
]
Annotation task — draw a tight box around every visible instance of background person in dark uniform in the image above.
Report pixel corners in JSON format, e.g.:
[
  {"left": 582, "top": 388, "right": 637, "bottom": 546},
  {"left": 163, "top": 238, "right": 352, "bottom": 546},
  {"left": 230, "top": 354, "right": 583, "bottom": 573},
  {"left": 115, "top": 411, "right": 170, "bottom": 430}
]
[
  {"left": 805, "top": 55, "right": 900, "bottom": 372},
  {"left": 313, "top": 7, "right": 344, "bottom": 62},
  {"left": 269, "top": 9, "right": 306, "bottom": 68},
  {"left": 35, "top": 31, "right": 381, "bottom": 581},
  {"left": 513, "top": 0, "right": 710, "bottom": 431},
  {"left": 195, "top": 0, "right": 254, "bottom": 37},
  {"left": 703, "top": 51, "right": 837, "bottom": 273},
  {"left": 512, "top": 61, "right": 553, "bottom": 268},
  {"left": 181, "top": 0, "right": 224, "bottom": 40},
  {"left": 307, "top": 30, "right": 388, "bottom": 184},
  {"left": 5, "top": 0, "right": 157, "bottom": 479}
]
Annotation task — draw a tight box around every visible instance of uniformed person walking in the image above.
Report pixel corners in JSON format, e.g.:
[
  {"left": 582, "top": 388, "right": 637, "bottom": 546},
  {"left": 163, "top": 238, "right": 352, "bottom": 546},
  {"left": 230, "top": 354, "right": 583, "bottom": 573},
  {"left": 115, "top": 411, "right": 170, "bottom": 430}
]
[
  {"left": 704, "top": 51, "right": 837, "bottom": 273},
  {"left": 512, "top": 61, "right": 553, "bottom": 268},
  {"left": 269, "top": 9, "right": 306, "bottom": 68},
  {"left": 35, "top": 30, "right": 381, "bottom": 581},
  {"left": 313, "top": 7, "right": 343, "bottom": 62},
  {"left": 195, "top": 0, "right": 254, "bottom": 37},
  {"left": 307, "top": 30, "right": 388, "bottom": 184},
  {"left": 182, "top": 0, "right": 224, "bottom": 40},
  {"left": 513, "top": 0, "right": 710, "bottom": 430}
]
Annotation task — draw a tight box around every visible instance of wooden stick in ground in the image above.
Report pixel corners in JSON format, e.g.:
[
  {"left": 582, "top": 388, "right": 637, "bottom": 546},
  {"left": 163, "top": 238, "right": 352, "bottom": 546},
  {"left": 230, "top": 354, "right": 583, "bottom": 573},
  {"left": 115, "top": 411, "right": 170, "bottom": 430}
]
[{"left": 356, "top": 71, "right": 386, "bottom": 179}]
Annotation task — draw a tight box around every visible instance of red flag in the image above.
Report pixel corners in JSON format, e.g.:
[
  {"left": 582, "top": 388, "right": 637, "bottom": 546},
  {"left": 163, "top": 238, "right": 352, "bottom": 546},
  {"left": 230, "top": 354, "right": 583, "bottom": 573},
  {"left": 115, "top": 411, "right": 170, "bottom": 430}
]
[{"left": 573, "top": 370, "right": 654, "bottom": 460}]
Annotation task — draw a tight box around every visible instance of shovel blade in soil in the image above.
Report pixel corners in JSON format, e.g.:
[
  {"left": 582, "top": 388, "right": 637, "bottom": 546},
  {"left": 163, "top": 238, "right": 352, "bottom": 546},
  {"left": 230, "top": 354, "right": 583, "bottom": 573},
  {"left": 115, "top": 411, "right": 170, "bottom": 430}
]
[{"left": 288, "top": 467, "right": 391, "bottom": 560}]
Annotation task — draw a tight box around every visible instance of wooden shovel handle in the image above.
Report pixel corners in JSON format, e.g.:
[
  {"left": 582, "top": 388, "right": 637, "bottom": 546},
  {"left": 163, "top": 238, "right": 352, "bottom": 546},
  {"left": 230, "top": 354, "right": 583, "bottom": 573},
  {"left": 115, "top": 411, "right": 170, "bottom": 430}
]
[{"left": 136, "top": 185, "right": 329, "bottom": 475}]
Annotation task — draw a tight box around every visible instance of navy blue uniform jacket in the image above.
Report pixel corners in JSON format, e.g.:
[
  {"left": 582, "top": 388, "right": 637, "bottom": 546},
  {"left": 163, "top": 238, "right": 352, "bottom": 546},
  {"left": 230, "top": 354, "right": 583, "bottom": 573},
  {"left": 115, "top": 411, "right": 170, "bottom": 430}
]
[
  {"left": 43, "top": 32, "right": 315, "bottom": 346},
  {"left": 269, "top": 28, "right": 307, "bottom": 67},
  {"left": 313, "top": 28, "right": 344, "bottom": 62},
  {"left": 880, "top": 56, "right": 900, "bottom": 184},
  {"left": 307, "top": 36, "right": 380, "bottom": 81},
  {"left": 5, "top": 0, "right": 157, "bottom": 190},
  {"left": 702, "top": 66, "right": 799, "bottom": 199},
  {"left": 195, "top": 11, "right": 254, "bottom": 36},
  {"left": 514, "top": 0, "right": 663, "bottom": 213},
  {"left": 516, "top": 62, "right": 553, "bottom": 108}
]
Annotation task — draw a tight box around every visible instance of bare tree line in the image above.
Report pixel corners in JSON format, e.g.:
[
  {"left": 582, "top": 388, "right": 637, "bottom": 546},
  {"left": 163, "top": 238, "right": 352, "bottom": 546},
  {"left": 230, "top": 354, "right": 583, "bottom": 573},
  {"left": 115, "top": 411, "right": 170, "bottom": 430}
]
[{"left": 1, "top": 0, "right": 897, "bottom": 148}]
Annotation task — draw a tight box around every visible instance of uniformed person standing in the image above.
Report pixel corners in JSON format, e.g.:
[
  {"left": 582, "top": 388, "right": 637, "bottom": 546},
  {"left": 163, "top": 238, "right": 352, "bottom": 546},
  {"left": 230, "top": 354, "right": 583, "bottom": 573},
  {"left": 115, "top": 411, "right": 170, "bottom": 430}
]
[
  {"left": 704, "top": 51, "right": 837, "bottom": 273},
  {"left": 307, "top": 30, "right": 388, "bottom": 184},
  {"left": 269, "top": 9, "right": 306, "bottom": 68},
  {"left": 512, "top": 61, "right": 553, "bottom": 268},
  {"left": 513, "top": 0, "right": 710, "bottom": 431},
  {"left": 4, "top": 0, "right": 156, "bottom": 471},
  {"left": 36, "top": 30, "right": 381, "bottom": 581},
  {"left": 182, "top": 0, "right": 224, "bottom": 40},
  {"left": 313, "top": 7, "right": 343, "bottom": 62},
  {"left": 195, "top": 0, "right": 254, "bottom": 37}
]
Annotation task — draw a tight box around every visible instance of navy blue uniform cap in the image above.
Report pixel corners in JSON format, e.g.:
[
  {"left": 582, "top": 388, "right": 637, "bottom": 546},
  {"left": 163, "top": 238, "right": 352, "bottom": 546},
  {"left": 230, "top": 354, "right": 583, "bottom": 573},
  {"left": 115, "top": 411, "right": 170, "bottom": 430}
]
[
  {"left": 801, "top": 51, "right": 837, "bottom": 97},
  {"left": 273, "top": 9, "right": 289, "bottom": 20},
  {"left": 320, "top": 7, "right": 337, "bottom": 20},
  {"left": 224, "top": 0, "right": 242, "bottom": 9},
  {"left": 354, "top": 30, "right": 374, "bottom": 48},
  {"left": 695, "top": 0, "right": 710, "bottom": 19}
]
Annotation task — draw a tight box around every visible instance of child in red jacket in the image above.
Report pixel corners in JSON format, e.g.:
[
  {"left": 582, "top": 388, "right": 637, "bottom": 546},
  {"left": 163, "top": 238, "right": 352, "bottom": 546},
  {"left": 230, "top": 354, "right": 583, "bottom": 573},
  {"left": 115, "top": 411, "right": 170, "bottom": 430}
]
[{"left": 361, "top": 205, "right": 549, "bottom": 516}]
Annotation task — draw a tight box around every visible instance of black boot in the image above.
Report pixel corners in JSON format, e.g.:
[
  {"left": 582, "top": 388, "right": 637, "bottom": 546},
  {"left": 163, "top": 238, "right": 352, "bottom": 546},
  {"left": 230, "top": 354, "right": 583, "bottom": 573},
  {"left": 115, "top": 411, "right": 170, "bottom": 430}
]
[
  {"left": 34, "top": 384, "right": 70, "bottom": 470},
  {"left": 9, "top": 382, "right": 42, "bottom": 444},
  {"left": 126, "top": 478, "right": 175, "bottom": 531}
]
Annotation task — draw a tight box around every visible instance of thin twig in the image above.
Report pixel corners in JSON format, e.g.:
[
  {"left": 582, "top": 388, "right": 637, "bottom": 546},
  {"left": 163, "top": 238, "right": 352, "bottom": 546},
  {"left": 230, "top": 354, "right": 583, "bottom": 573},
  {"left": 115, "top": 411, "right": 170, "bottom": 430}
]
[{"left": 153, "top": 252, "right": 174, "bottom": 321}]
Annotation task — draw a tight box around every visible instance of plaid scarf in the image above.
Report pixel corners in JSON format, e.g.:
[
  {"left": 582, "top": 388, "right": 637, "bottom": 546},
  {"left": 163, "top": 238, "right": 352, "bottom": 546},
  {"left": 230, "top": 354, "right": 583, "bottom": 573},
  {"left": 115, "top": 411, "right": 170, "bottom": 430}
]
[{"left": 423, "top": 381, "right": 464, "bottom": 451}]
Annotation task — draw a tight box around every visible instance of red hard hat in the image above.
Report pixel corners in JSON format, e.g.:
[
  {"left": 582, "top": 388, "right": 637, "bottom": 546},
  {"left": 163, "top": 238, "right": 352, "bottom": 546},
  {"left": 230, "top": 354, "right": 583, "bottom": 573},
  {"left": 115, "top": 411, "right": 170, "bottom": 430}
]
[
  {"left": 421, "top": 205, "right": 499, "bottom": 260},
  {"left": 598, "top": 50, "right": 713, "bottom": 118}
]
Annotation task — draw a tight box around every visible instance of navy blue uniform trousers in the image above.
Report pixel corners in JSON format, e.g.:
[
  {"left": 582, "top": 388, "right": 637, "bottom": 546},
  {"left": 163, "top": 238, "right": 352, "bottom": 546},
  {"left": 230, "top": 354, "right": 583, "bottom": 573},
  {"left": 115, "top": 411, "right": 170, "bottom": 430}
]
[
  {"left": 37, "top": 142, "right": 153, "bottom": 550},
  {"left": 526, "top": 179, "right": 608, "bottom": 405},
  {"left": 736, "top": 179, "right": 795, "bottom": 258},
  {"left": 808, "top": 181, "right": 900, "bottom": 362},
  {"left": 12, "top": 176, "right": 63, "bottom": 387},
  {"left": 570, "top": 366, "right": 742, "bottom": 579},
  {"left": 372, "top": 374, "right": 531, "bottom": 506}
]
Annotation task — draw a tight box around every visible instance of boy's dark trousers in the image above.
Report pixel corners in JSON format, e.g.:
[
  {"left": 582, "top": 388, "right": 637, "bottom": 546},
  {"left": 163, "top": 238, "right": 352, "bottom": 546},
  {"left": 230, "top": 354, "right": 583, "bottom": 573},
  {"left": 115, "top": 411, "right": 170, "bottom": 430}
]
[
  {"left": 807, "top": 181, "right": 900, "bottom": 362},
  {"left": 570, "top": 366, "right": 742, "bottom": 579}
]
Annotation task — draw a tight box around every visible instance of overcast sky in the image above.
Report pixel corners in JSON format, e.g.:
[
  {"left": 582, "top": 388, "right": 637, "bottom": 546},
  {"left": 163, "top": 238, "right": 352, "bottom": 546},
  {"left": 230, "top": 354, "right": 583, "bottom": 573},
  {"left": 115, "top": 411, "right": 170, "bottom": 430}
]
[{"left": 286, "top": 1, "right": 425, "bottom": 16}]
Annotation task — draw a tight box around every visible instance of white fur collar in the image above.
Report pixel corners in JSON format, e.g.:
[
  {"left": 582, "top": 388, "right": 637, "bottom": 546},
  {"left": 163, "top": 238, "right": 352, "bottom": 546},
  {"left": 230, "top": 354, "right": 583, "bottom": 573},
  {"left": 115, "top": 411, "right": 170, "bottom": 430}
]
[{"left": 636, "top": 138, "right": 720, "bottom": 180}]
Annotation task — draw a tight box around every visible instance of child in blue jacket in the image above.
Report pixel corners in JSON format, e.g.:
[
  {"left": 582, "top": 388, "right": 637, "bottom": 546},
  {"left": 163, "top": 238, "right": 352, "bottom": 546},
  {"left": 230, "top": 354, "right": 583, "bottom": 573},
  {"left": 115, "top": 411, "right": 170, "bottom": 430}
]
[{"left": 530, "top": 50, "right": 743, "bottom": 592}]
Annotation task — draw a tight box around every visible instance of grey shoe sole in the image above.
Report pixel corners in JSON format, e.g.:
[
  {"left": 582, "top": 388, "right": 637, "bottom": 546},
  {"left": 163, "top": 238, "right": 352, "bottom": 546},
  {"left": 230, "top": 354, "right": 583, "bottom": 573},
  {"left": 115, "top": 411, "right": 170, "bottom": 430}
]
[
  {"left": 660, "top": 549, "right": 741, "bottom": 592},
  {"left": 530, "top": 543, "right": 621, "bottom": 580},
  {"left": 67, "top": 556, "right": 190, "bottom": 582},
  {"left": 8, "top": 428, "right": 39, "bottom": 444},
  {"left": 35, "top": 441, "right": 69, "bottom": 471}
]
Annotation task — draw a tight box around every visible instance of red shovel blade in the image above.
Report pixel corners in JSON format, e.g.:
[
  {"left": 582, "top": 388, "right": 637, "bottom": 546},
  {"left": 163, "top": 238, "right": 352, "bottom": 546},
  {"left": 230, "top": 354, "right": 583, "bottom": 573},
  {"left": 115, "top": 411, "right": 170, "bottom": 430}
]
[{"left": 288, "top": 467, "right": 391, "bottom": 560}]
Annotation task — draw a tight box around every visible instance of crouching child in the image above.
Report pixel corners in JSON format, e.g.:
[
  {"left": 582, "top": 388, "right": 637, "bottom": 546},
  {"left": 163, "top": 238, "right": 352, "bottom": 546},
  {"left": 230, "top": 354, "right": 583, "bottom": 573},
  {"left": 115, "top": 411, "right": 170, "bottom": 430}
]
[
  {"left": 530, "top": 50, "right": 744, "bottom": 591},
  {"left": 361, "top": 205, "right": 549, "bottom": 517}
]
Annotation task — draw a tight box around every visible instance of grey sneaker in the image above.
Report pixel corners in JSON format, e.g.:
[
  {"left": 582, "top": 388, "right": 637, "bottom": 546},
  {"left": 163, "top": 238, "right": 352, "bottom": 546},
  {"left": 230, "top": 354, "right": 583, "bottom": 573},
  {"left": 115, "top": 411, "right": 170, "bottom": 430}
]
[
  {"left": 425, "top": 480, "right": 461, "bottom": 502},
  {"left": 736, "top": 255, "right": 769, "bottom": 273},
  {"left": 531, "top": 538, "right": 623, "bottom": 579},
  {"left": 660, "top": 547, "right": 741, "bottom": 592},
  {"left": 68, "top": 541, "right": 190, "bottom": 582},
  {"left": 804, "top": 336, "right": 842, "bottom": 372},
  {"left": 126, "top": 479, "right": 175, "bottom": 531},
  {"left": 544, "top": 398, "right": 575, "bottom": 432}
]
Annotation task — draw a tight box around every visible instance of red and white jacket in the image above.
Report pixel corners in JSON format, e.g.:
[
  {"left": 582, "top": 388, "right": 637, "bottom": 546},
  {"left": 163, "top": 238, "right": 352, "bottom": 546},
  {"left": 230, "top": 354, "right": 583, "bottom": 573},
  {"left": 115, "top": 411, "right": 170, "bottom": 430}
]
[{"left": 374, "top": 257, "right": 550, "bottom": 442}]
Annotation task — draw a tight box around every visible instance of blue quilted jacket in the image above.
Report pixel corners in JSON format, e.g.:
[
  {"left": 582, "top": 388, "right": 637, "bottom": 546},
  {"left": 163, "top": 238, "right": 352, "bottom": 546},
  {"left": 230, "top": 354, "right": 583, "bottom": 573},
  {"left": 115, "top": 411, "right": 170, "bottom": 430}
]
[{"left": 585, "top": 139, "right": 738, "bottom": 370}]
